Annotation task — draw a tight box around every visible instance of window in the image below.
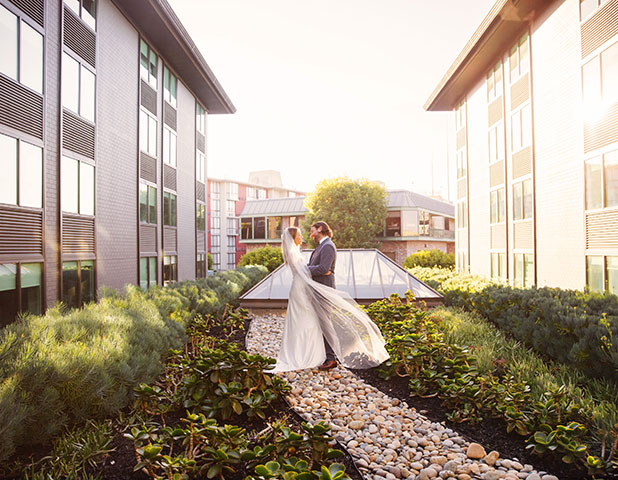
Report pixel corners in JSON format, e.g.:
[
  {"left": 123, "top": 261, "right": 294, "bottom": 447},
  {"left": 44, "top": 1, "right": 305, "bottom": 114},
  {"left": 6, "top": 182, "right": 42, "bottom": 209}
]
[
  {"left": 385, "top": 212, "right": 401, "bottom": 237},
  {"left": 227, "top": 235, "right": 236, "bottom": 248},
  {"left": 196, "top": 151, "right": 205, "bottom": 183},
  {"left": 457, "top": 201, "right": 467, "bottom": 228},
  {"left": 140, "top": 109, "right": 157, "bottom": 157},
  {"left": 163, "top": 192, "right": 177, "bottom": 227},
  {"left": 196, "top": 254, "right": 207, "bottom": 278},
  {"left": 254, "top": 217, "right": 266, "bottom": 239},
  {"left": 488, "top": 123, "right": 504, "bottom": 162},
  {"left": 511, "top": 104, "right": 531, "bottom": 152},
  {"left": 139, "top": 184, "right": 157, "bottom": 224},
  {"left": 267, "top": 216, "right": 283, "bottom": 239},
  {"left": 163, "top": 65, "right": 177, "bottom": 108},
  {"left": 211, "top": 252, "right": 221, "bottom": 269},
  {"left": 210, "top": 181, "right": 220, "bottom": 196},
  {"left": 509, "top": 33, "right": 529, "bottom": 82},
  {"left": 487, "top": 61, "right": 502, "bottom": 100},
  {"left": 65, "top": 0, "right": 96, "bottom": 29},
  {"left": 241, "top": 218, "right": 253, "bottom": 240},
  {"left": 491, "top": 253, "right": 506, "bottom": 280},
  {"left": 580, "top": 0, "right": 607, "bottom": 21},
  {"left": 0, "top": 263, "right": 42, "bottom": 326},
  {"left": 163, "top": 255, "right": 177, "bottom": 285},
  {"left": 62, "top": 52, "right": 95, "bottom": 122},
  {"left": 196, "top": 103, "right": 206, "bottom": 134},
  {"left": 210, "top": 197, "right": 220, "bottom": 213},
  {"left": 456, "top": 149, "right": 467, "bottom": 178},
  {"left": 62, "top": 260, "right": 94, "bottom": 309},
  {"left": 163, "top": 127, "right": 177, "bottom": 167},
  {"left": 457, "top": 251, "right": 468, "bottom": 272},
  {"left": 258, "top": 188, "right": 267, "bottom": 199},
  {"left": 455, "top": 100, "right": 465, "bottom": 131},
  {"left": 61, "top": 156, "right": 94, "bottom": 215},
  {"left": 514, "top": 253, "right": 534, "bottom": 287},
  {"left": 513, "top": 179, "right": 532, "bottom": 220},
  {"left": 196, "top": 203, "right": 206, "bottom": 230},
  {"left": 585, "top": 149, "right": 618, "bottom": 209},
  {"left": 226, "top": 199, "right": 235, "bottom": 215},
  {"left": 227, "top": 183, "right": 238, "bottom": 200},
  {"left": 210, "top": 215, "right": 220, "bottom": 232},
  {"left": 0, "top": 134, "right": 42, "bottom": 208},
  {"left": 211, "top": 234, "right": 220, "bottom": 248},
  {"left": 227, "top": 217, "right": 238, "bottom": 235},
  {"left": 490, "top": 188, "right": 505, "bottom": 223},
  {"left": 227, "top": 252, "right": 236, "bottom": 268},
  {"left": 139, "top": 257, "right": 157, "bottom": 289},
  {"left": 582, "top": 40, "right": 618, "bottom": 111},
  {"left": 587, "top": 256, "right": 618, "bottom": 295},
  {"left": 0, "top": 6, "right": 43, "bottom": 94},
  {"left": 140, "top": 40, "right": 157, "bottom": 88}
]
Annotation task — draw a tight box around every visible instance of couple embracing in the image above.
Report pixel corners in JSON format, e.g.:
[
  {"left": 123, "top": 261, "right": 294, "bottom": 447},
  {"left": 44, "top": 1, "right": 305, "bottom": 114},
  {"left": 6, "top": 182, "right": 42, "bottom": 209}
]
[{"left": 273, "top": 221, "right": 389, "bottom": 373}]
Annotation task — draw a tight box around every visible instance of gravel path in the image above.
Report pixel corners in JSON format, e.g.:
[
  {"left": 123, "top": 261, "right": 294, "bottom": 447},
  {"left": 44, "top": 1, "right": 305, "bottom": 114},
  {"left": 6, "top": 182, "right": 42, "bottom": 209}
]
[{"left": 246, "top": 313, "right": 560, "bottom": 480}]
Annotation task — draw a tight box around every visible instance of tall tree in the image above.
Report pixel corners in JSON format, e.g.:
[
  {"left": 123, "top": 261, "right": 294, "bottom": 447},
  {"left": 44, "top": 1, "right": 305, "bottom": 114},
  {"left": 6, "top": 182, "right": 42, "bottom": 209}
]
[{"left": 303, "top": 177, "right": 387, "bottom": 248}]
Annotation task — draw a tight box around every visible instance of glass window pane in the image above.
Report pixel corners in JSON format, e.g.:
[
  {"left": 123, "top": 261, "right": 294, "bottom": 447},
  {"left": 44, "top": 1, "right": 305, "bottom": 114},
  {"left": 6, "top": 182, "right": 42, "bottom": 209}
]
[
  {"left": 80, "top": 162, "right": 94, "bottom": 215},
  {"left": 521, "top": 104, "right": 532, "bottom": 148},
  {"left": 509, "top": 45, "right": 518, "bottom": 79},
  {"left": 601, "top": 41, "right": 618, "bottom": 104},
  {"left": 0, "top": 264, "right": 17, "bottom": 326},
  {"left": 149, "top": 257, "right": 157, "bottom": 286},
  {"left": 139, "top": 183, "right": 148, "bottom": 222},
  {"left": 582, "top": 56, "right": 601, "bottom": 104},
  {"left": 62, "top": 261, "right": 79, "bottom": 309},
  {"left": 498, "top": 188, "right": 505, "bottom": 222},
  {"left": 523, "top": 179, "right": 533, "bottom": 219},
  {"left": 170, "top": 132, "right": 176, "bottom": 167},
  {"left": 489, "top": 128, "right": 496, "bottom": 162},
  {"left": 519, "top": 34, "right": 529, "bottom": 74},
  {"left": 511, "top": 111, "right": 521, "bottom": 151},
  {"left": 587, "top": 256, "right": 604, "bottom": 292},
  {"left": 163, "top": 192, "right": 170, "bottom": 225},
  {"left": 148, "top": 116, "right": 157, "bottom": 156},
  {"left": 605, "top": 150, "right": 618, "bottom": 208},
  {"left": 254, "top": 217, "right": 266, "bottom": 239},
  {"left": 62, "top": 53, "right": 80, "bottom": 113},
  {"left": 20, "top": 141, "right": 42, "bottom": 208},
  {"left": 80, "top": 67, "right": 95, "bottom": 121},
  {"left": 585, "top": 156, "right": 603, "bottom": 209},
  {"left": 149, "top": 186, "right": 156, "bottom": 223},
  {"left": 494, "top": 62, "right": 502, "bottom": 89},
  {"left": 0, "top": 6, "right": 18, "bottom": 80},
  {"left": 65, "top": 0, "right": 80, "bottom": 16},
  {"left": 513, "top": 183, "right": 523, "bottom": 220},
  {"left": 20, "top": 22, "right": 43, "bottom": 94},
  {"left": 171, "top": 194, "right": 177, "bottom": 227},
  {"left": 170, "top": 75, "right": 177, "bottom": 106},
  {"left": 0, "top": 133, "right": 17, "bottom": 205},
  {"left": 139, "top": 257, "right": 148, "bottom": 289},
  {"left": 580, "top": 0, "right": 598, "bottom": 20},
  {"left": 490, "top": 191, "right": 497, "bottom": 223},
  {"left": 514, "top": 254, "right": 524, "bottom": 287},
  {"left": 61, "top": 156, "right": 79, "bottom": 213},
  {"left": 21, "top": 263, "right": 41, "bottom": 316},
  {"left": 149, "top": 49, "right": 157, "bottom": 87},
  {"left": 607, "top": 257, "right": 618, "bottom": 296},
  {"left": 82, "top": 0, "right": 96, "bottom": 29},
  {"left": 163, "top": 128, "right": 169, "bottom": 164},
  {"left": 140, "top": 40, "right": 149, "bottom": 81},
  {"left": 81, "top": 260, "right": 94, "bottom": 304},
  {"left": 524, "top": 254, "right": 534, "bottom": 287}
]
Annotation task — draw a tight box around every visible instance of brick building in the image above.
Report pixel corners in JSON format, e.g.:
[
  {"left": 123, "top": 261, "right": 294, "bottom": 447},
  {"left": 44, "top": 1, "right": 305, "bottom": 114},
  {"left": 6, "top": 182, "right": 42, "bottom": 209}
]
[
  {"left": 0, "top": 0, "right": 233, "bottom": 324},
  {"left": 425, "top": 0, "right": 618, "bottom": 293}
]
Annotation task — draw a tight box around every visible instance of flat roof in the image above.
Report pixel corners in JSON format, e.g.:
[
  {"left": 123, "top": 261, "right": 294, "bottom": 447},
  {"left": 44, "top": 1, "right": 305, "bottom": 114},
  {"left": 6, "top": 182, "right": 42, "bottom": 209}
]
[
  {"left": 424, "top": 0, "right": 544, "bottom": 111},
  {"left": 113, "top": 0, "right": 235, "bottom": 114}
]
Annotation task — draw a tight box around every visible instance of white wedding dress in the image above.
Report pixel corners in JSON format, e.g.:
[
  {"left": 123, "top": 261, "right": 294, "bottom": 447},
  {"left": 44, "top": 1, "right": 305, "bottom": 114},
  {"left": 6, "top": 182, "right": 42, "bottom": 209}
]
[{"left": 273, "top": 229, "right": 390, "bottom": 372}]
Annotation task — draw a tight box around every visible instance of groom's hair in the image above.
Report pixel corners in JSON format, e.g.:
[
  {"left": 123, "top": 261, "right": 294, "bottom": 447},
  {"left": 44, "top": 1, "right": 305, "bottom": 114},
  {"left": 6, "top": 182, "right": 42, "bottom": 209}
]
[{"left": 311, "top": 221, "right": 332, "bottom": 237}]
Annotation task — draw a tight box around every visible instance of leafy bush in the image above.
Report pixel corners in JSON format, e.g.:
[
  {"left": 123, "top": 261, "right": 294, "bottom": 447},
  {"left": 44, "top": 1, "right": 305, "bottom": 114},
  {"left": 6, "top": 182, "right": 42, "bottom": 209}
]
[
  {"left": 208, "top": 252, "right": 214, "bottom": 270},
  {"left": 238, "top": 247, "right": 283, "bottom": 272},
  {"left": 403, "top": 249, "right": 455, "bottom": 269}
]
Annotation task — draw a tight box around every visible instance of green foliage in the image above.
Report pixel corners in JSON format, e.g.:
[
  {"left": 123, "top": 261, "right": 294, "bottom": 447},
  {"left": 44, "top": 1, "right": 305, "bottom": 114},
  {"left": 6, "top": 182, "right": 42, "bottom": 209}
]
[
  {"left": 403, "top": 249, "right": 455, "bottom": 269},
  {"left": 238, "top": 247, "right": 284, "bottom": 272},
  {"left": 302, "top": 177, "right": 387, "bottom": 248},
  {"left": 208, "top": 253, "right": 214, "bottom": 270}
]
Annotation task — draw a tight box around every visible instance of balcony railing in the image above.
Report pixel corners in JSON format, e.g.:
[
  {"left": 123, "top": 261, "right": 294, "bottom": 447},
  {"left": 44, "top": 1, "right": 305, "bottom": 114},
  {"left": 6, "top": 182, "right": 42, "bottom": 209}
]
[{"left": 428, "top": 228, "right": 455, "bottom": 239}]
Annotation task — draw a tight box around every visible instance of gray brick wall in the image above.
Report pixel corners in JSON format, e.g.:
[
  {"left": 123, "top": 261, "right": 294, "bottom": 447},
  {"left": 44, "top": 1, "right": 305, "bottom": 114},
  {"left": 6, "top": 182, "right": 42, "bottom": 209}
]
[{"left": 95, "top": 0, "right": 139, "bottom": 291}]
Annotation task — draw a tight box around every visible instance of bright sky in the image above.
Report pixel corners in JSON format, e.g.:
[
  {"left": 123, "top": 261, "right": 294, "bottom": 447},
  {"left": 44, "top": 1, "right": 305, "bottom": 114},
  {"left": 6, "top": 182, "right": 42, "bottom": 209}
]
[{"left": 168, "top": 0, "right": 495, "bottom": 199}]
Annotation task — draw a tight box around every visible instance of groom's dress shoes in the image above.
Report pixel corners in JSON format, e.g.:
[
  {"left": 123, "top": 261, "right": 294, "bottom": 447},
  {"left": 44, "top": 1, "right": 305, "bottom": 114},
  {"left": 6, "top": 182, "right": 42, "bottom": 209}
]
[{"left": 318, "top": 360, "right": 337, "bottom": 370}]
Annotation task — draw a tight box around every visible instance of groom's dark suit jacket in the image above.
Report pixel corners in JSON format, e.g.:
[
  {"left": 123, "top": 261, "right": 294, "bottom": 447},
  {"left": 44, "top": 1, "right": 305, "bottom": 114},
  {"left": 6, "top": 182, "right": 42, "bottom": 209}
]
[{"left": 308, "top": 237, "right": 337, "bottom": 288}]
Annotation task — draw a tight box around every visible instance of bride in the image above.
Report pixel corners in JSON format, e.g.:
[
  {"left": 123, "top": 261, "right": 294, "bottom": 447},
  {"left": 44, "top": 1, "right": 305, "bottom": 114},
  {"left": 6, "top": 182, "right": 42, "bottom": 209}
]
[{"left": 273, "top": 226, "right": 389, "bottom": 372}]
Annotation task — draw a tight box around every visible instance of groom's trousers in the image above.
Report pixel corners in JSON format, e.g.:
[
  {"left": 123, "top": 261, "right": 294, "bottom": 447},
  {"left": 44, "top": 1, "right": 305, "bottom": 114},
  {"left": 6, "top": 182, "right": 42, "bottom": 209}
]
[{"left": 311, "top": 278, "right": 337, "bottom": 362}]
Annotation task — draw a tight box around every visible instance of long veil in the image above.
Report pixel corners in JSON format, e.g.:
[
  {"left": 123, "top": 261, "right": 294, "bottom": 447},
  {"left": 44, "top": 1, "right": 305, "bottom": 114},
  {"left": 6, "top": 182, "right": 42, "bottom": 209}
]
[{"left": 281, "top": 229, "right": 389, "bottom": 369}]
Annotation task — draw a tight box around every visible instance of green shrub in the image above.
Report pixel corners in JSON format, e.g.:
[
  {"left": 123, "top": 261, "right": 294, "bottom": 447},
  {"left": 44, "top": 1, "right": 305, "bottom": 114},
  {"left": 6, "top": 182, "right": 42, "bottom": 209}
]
[
  {"left": 403, "top": 249, "right": 455, "bottom": 269},
  {"left": 238, "top": 246, "right": 283, "bottom": 272},
  {"left": 208, "top": 252, "right": 214, "bottom": 270}
]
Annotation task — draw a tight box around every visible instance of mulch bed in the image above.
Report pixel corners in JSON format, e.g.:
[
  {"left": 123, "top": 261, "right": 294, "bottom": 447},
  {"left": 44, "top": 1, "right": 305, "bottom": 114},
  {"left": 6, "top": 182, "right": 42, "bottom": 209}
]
[{"left": 351, "top": 367, "right": 609, "bottom": 480}]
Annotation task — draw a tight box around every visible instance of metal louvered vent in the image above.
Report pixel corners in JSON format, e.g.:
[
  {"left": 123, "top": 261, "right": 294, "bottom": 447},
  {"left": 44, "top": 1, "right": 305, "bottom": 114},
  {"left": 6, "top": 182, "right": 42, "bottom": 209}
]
[
  {"left": 140, "top": 152, "right": 157, "bottom": 183},
  {"left": 488, "top": 97, "right": 503, "bottom": 126},
  {"left": 63, "top": 8, "right": 96, "bottom": 67},
  {"left": 197, "top": 132, "right": 205, "bottom": 152},
  {"left": 196, "top": 183, "right": 206, "bottom": 202},
  {"left": 490, "top": 225, "right": 505, "bottom": 249},
  {"left": 513, "top": 221, "right": 533, "bottom": 250},
  {"left": 457, "top": 178, "right": 467, "bottom": 199},
  {"left": 8, "top": 0, "right": 43, "bottom": 27},
  {"left": 584, "top": 103, "right": 618, "bottom": 153},
  {"left": 197, "top": 231, "right": 206, "bottom": 252},
  {"left": 581, "top": 0, "right": 618, "bottom": 58},
  {"left": 0, "top": 75, "right": 43, "bottom": 139},
  {"left": 0, "top": 207, "right": 43, "bottom": 257},
  {"left": 489, "top": 160, "right": 504, "bottom": 187},
  {"left": 512, "top": 147, "right": 531, "bottom": 179},
  {"left": 164, "top": 227, "right": 177, "bottom": 253},
  {"left": 456, "top": 128, "right": 466, "bottom": 149},
  {"left": 63, "top": 110, "right": 95, "bottom": 158},
  {"left": 141, "top": 80, "right": 157, "bottom": 115},
  {"left": 140, "top": 225, "right": 157, "bottom": 254},
  {"left": 62, "top": 214, "right": 95, "bottom": 255},
  {"left": 164, "top": 103, "right": 177, "bottom": 130},
  {"left": 510, "top": 74, "right": 530, "bottom": 111},
  {"left": 586, "top": 209, "right": 618, "bottom": 248},
  {"left": 164, "top": 164, "right": 177, "bottom": 191}
]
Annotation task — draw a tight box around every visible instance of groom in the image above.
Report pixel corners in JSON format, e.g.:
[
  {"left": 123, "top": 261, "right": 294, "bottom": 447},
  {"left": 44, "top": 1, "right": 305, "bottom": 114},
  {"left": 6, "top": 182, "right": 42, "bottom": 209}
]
[{"left": 307, "top": 221, "right": 338, "bottom": 370}]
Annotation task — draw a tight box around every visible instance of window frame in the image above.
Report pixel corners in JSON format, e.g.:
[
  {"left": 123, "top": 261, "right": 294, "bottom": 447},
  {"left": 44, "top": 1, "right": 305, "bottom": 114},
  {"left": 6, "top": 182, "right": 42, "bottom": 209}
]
[
  {"left": 139, "top": 183, "right": 157, "bottom": 224},
  {"left": 163, "top": 126, "right": 177, "bottom": 167},
  {"left": 509, "top": 32, "right": 530, "bottom": 83},
  {"left": 513, "top": 253, "right": 534, "bottom": 288},
  {"left": 65, "top": 0, "right": 96, "bottom": 30},
  {"left": 0, "top": 262, "right": 43, "bottom": 326},
  {"left": 62, "top": 50, "right": 96, "bottom": 122},
  {"left": 490, "top": 187, "right": 505, "bottom": 224},
  {"left": 140, "top": 108, "right": 158, "bottom": 157},
  {"left": 486, "top": 61, "right": 503, "bottom": 101},
  {"left": 140, "top": 39, "right": 157, "bottom": 89},
  {"left": 0, "top": 133, "right": 43, "bottom": 209},
  {"left": 584, "top": 148, "right": 618, "bottom": 210},
  {"left": 163, "top": 255, "right": 177, "bottom": 286},
  {"left": 61, "top": 155, "right": 94, "bottom": 216},
  {"left": 196, "top": 202, "right": 206, "bottom": 231},
  {"left": 196, "top": 103, "right": 206, "bottom": 134},
  {"left": 512, "top": 179, "right": 532, "bottom": 221},
  {"left": 139, "top": 256, "right": 157, "bottom": 289},
  {"left": 163, "top": 191, "right": 177, "bottom": 227},
  {"left": 61, "top": 259, "right": 95, "bottom": 308},
  {"left": 163, "top": 65, "right": 177, "bottom": 108}
]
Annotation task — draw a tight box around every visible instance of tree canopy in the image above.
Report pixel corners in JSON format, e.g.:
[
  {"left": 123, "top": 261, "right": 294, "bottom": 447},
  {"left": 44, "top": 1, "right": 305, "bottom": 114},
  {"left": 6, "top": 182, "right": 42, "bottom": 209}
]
[{"left": 302, "top": 177, "right": 387, "bottom": 248}]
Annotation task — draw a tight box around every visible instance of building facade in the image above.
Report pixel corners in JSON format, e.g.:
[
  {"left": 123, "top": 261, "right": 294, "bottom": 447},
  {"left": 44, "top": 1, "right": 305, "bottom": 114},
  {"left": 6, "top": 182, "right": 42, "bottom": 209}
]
[
  {"left": 207, "top": 175, "right": 303, "bottom": 271},
  {"left": 0, "top": 0, "right": 234, "bottom": 325},
  {"left": 426, "top": 0, "right": 618, "bottom": 293},
  {"left": 238, "top": 191, "right": 455, "bottom": 265}
]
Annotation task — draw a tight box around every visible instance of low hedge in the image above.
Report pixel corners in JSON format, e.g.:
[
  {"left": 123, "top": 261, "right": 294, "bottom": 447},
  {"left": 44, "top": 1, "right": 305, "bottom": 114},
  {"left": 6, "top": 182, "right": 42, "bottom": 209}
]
[
  {"left": 0, "top": 265, "right": 268, "bottom": 463},
  {"left": 238, "top": 246, "right": 284, "bottom": 272},
  {"left": 410, "top": 267, "right": 618, "bottom": 383},
  {"left": 403, "top": 249, "right": 455, "bottom": 269}
]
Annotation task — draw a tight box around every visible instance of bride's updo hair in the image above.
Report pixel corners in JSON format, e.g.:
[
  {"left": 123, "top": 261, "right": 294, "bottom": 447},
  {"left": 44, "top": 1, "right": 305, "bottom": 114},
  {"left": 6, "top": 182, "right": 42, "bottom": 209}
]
[{"left": 286, "top": 226, "right": 300, "bottom": 241}]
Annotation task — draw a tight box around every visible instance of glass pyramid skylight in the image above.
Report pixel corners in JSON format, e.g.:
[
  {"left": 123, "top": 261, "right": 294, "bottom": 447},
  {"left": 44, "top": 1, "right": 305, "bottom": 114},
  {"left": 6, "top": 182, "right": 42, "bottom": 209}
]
[{"left": 240, "top": 249, "right": 442, "bottom": 308}]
